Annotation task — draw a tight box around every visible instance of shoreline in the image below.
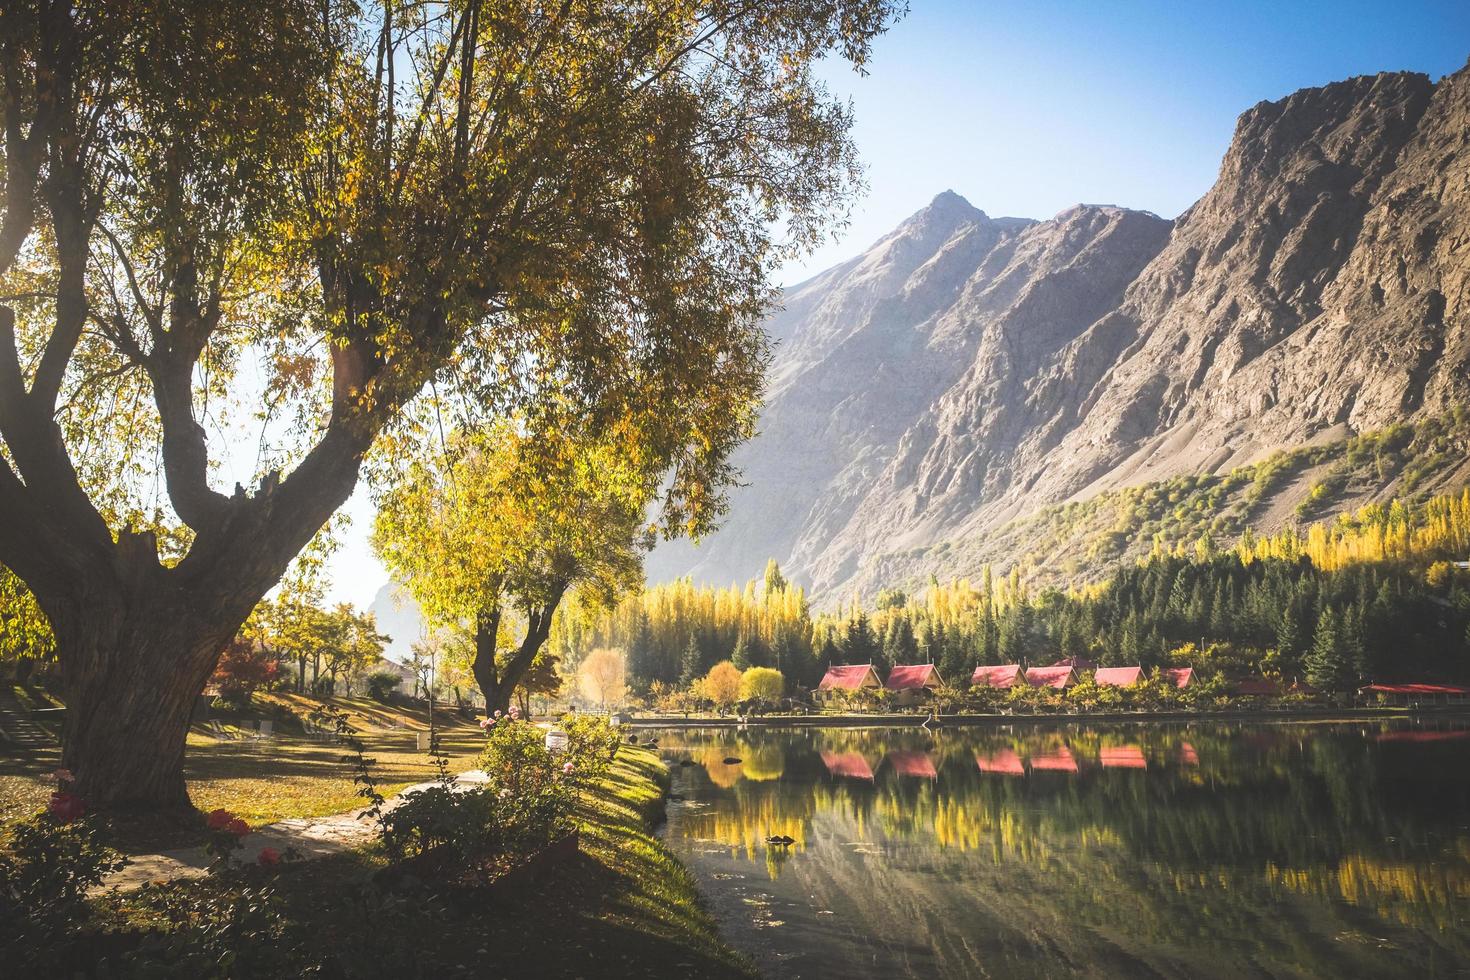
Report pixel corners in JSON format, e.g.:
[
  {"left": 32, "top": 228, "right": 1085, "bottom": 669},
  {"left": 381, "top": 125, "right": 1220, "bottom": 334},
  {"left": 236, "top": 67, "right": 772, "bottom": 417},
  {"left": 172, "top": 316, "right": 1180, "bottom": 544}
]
[{"left": 628, "top": 704, "right": 1470, "bottom": 730}]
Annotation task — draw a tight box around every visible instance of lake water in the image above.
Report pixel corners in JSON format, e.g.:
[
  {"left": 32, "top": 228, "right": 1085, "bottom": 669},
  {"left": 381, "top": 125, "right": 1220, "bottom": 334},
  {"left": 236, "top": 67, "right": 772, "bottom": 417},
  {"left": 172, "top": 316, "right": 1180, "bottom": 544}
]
[{"left": 652, "top": 721, "right": 1470, "bottom": 979}]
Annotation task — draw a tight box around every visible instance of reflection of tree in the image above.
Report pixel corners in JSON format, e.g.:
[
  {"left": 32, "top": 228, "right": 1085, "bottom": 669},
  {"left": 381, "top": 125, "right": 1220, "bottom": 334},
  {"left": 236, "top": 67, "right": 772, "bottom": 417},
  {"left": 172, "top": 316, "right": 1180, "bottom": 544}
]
[{"left": 662, "top": 724, "right": 1470, "bottom": 968}]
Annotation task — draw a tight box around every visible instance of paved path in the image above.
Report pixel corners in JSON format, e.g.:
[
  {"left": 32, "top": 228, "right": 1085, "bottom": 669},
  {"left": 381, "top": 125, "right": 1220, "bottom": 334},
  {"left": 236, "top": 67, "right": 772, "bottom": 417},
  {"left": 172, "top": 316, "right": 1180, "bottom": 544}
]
[{"left": 102, "top": 770, "right": 490, "bottom": 892}]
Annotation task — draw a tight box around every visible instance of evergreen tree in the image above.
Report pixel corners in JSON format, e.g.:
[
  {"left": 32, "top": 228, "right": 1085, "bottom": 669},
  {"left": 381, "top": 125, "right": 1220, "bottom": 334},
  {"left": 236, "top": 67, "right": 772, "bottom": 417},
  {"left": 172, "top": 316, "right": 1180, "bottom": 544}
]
[
  {"left": 731, "top": 633, "right": 752, "bottom": 671},
  {"left": 843, "top": 612, "right": 878, "bottom": 667},
  {"left": 1304, "top": 609, "right": 1352, "bottom": 690},
  {"left": 679, "top": 634, "right": 701, "bottom": 686}
]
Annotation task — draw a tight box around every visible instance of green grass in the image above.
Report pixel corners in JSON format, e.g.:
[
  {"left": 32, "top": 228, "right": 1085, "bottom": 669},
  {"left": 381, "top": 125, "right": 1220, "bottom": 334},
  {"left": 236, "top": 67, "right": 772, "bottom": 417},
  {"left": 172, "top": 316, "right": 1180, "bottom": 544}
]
[
  {"left": 1, "top": 692, "right": 488, "bottom": 851},
  {"left": 96, "top": 744, "right": 753, "bottom": 978}
]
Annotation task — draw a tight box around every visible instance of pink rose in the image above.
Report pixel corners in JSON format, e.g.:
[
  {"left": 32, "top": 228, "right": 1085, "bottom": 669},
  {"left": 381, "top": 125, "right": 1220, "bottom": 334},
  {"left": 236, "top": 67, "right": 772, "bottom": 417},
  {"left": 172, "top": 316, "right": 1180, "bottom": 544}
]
[
  {"left": 562, "top": 761, "right": 575, "bottom": 775},
  {"left": 48, "top": 791, "right": 85, "bottom": 823},
  {"left": 206, "top": 808, "right": 235, "bottom": 831},
  {"left": 479, "top": 718, "right": 492, "bottom": 730},
  {"left": 257, "top": 847, "right": 281, "bottom": 867},
  {"left": 226, "top": 817, "right": 250, "bottom": 838}
]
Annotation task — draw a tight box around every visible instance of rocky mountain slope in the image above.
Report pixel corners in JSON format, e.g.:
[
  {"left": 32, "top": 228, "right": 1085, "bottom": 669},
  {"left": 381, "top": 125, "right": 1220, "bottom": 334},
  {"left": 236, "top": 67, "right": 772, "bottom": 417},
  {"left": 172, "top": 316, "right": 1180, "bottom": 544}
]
[{"left": 645, "top": 61, "right": 1470, "bottom": 601}]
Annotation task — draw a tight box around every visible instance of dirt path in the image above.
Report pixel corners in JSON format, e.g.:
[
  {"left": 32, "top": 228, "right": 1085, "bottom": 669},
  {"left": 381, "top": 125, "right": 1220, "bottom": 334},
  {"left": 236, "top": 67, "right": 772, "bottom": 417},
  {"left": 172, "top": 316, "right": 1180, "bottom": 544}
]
[{"left": 102, "top": 770, "right": 489, "bottom": 892}]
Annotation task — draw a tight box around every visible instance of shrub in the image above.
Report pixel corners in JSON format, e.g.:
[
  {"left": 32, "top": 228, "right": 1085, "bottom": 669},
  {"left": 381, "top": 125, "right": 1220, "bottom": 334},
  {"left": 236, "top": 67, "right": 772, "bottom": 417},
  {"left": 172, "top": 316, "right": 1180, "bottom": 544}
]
[
  {"left": 0, "top": 808, "right": 126, "bottom": 969},
  {"left": 739, "top": 667, "right": 785, "bottom": 702},
  {"left": 365, "top": 669, "right": 403, "bottom": 703}
]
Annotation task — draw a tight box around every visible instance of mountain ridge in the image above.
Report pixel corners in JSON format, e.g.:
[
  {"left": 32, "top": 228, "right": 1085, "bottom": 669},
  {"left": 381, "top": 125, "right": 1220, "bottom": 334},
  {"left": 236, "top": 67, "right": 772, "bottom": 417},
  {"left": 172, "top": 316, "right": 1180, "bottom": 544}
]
[{"left": 644, "top": 62, "right": 1470, "bottom": 602}]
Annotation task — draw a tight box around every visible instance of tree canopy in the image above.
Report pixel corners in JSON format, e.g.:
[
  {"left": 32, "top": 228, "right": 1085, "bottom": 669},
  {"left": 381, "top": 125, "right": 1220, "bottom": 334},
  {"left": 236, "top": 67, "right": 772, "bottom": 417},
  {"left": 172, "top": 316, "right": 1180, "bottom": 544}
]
[{"left": 0, "top": 0, "right": 901, "bottom": 807}]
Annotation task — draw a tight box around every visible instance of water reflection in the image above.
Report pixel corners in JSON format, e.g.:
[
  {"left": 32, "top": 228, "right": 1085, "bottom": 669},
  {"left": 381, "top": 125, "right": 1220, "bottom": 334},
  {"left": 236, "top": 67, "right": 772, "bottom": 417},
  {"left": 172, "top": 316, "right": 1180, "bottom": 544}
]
[{"left": 656, "top": 721, "right": 1470, "bottom": 979}]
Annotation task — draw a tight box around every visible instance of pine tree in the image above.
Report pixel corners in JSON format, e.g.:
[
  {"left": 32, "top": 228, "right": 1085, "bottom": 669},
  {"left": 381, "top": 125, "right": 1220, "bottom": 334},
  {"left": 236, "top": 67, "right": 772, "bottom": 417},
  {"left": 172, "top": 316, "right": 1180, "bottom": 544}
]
[
  {"left": 679, "top": 634, "right": 701, "bottom": 686},
  {"left": 731, "top": 633, "right": 751, "bottom": 670},
  {"left": 843, "top": 612, "right": 878, "bottom": 667},
  {"left": 1304, "top": 609, "right": 1350, "bottom": 690}
]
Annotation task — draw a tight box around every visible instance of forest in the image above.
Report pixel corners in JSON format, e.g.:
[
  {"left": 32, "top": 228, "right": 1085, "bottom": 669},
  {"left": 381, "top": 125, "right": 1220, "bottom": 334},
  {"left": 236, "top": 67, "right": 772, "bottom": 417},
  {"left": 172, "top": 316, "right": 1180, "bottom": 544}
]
[{"left": 555, "top": 487, "right": 1470, "bottom": 693}]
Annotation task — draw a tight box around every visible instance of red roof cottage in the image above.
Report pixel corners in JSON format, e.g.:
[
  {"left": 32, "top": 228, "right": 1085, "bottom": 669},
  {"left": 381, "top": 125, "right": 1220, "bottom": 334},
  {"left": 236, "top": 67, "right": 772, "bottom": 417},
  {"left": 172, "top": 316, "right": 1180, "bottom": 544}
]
[
  {"left": 885, "top": 663, "right": 943, "bottom": 705},
  {"left": 1161, "top": 667, "right": 1195, "bottom": 688},
  {"left": 816, "top": 664, "right": 881, "bottom": 701},
  {"left": 1025, "top": 665, "right": 1077, "bottom": 689},
  {"left": 1094, "top": 666, "right": 1144, "bottom": 687},
  {"left": 972, "top": 664, "right": 1022, "bottom": 689}
]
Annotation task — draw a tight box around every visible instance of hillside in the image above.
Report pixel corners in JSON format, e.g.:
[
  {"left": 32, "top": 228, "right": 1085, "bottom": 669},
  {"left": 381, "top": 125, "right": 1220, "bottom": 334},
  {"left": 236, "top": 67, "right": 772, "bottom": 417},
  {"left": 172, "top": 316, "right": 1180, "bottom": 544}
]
[{"left": 645, "top": 61, "right": 1470, "bottom": 602}]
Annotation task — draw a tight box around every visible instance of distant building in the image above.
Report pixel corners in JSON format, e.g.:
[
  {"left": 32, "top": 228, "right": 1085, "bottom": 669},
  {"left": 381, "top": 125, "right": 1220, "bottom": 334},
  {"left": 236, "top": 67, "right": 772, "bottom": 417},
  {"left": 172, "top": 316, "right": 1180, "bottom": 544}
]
[
  {"left": 816, "top": 664, "right": 881, "bottom": 701},
  {"left": 1160, "top": 667, "right": 1195, "bottom": 689},
  {"left": 1094, "top": 666, "right": 1144, "bottom": 687},
  {"left": 1025, "top": 665, "right": 1077, "bottom": 689},
  {"left": 885, "top": 663, "right": 943, "bottom": 705},
  {"left": 971, "top": 664, "right": 1022, "bottom": 689},
  {"left": 1050, "top": 656, "right": 1098, "bottom": 671}
]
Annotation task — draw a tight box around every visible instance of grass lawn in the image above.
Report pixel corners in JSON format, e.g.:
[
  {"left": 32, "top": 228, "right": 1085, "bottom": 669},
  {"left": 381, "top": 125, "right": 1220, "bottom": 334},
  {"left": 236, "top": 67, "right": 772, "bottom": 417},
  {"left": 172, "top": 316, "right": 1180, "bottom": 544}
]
[
  {"left": 96, "top": 745, "right": 754, "bottom": 979},
  {"left": 1, "top": 691, "right": 488, "bottom": 850}
]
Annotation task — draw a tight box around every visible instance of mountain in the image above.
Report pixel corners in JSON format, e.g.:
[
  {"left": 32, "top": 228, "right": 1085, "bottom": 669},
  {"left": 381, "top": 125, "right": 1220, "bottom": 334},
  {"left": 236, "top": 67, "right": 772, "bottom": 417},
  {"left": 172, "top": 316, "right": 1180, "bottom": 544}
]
[
  {"left": 367, "top": 581, "right": 424, "bottom": 662},
  {"left": 644, "top": 62, "right": 1470, "bottom": 601}
]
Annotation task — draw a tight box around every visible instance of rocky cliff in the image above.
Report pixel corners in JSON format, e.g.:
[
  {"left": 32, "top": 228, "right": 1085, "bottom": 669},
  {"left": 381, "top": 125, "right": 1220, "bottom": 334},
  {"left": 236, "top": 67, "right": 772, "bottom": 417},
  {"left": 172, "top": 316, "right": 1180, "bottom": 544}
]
[{"left": 644, "top": 62, "right": 1470, "bottom": 601}]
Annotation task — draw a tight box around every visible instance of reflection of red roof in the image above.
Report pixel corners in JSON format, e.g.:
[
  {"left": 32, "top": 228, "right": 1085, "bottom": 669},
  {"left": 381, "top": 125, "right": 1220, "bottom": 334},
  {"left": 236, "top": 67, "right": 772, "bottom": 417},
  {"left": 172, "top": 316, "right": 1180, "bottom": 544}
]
[
  {"left": 886, "top": 750, "right": 938, "bottom": 779},
  {"left": 1051, "top": 657, "right": 1097, "bottom": 670},
  {"left": 1094, "top": 666, "right": 1143, "bottom": 687},
  {"left": 818, "top": 664, "right": 880, "bottom": 691},
  {"left": 1364, "top": 683, "right": 1470, "bottom": 695},
  {"left": 1374, "top": 730, "right": 1470, "bottom": 743},
  {"left": 820, "top": 750, "right": 876, "bottom": 780},
  {"left": 1025, "top": 666, "right": 1076, "bottom": 689},
  {"left": 886, "top": 664, "right": 942, "bottom": 691},
  {"left": 1029, "top": 746, "right": 1078, "bottom": 772},
  {"left": 1161, "top": 667, "right": 1194, "bottom": 688},
  {"left": 1177, "top": 741, "right": 1199, "bottom": 765},
  {"left": 976, "top": 748, "right": 1025, "bottom": 776},
  {"left": 1232, "top": 678, "right": 1279, "bottom": 696},
  {"left": 972, "top": 664, "right": 1022, "bottom": 688},
  {"left": 1099, "top": 745, "right": 1147, "bottom": 769}
]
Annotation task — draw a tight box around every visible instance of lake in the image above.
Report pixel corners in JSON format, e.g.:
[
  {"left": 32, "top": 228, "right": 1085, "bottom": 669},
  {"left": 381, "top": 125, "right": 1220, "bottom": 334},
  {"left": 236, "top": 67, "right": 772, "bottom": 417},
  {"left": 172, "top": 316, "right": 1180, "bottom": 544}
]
[{"left": 652, "top": 720, "right": 1470, "bottom": 979}]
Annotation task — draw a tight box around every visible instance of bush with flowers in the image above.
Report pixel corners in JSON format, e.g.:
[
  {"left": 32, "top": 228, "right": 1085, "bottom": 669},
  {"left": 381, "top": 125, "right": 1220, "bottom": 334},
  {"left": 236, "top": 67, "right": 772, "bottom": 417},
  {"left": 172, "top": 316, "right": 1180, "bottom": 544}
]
[{"left": 0, "top": 770, "right": 126, "bottom": 968}]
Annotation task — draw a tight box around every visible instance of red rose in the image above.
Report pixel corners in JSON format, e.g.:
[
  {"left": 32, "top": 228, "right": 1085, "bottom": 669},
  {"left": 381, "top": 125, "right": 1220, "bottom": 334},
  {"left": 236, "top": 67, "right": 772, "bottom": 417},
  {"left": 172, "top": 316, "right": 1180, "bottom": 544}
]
[
  {"left": 206, "top": 808, "right": 234, "bottom": 831},
  {"left": 257, "top": 847, "right": 281, "bottom": 867},
  {"left": 48, "top": 791, "right": 85, "bottom": 823},
  {"left": 226, "top": 817, "right": 250, "bottom": 838}
]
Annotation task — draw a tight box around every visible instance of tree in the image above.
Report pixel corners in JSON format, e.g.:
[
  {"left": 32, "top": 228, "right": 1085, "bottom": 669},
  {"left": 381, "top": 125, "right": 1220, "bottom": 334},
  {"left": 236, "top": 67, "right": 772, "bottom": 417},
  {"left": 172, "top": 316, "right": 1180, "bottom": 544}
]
[
  {"left": 577, "top": 648, "right": 626, "bottom": 711},
  {"left": 208, "top": 638, "right": 280, "bottom": 705},
  {"left": 731, "top": 633, "right": 753, "bottom": 671},
  {"left": 0, "top": 0, "right": 898, "bottom": 810},
  {"left": 374, "top": 423, "right": 649, "bottom": 715},
  {"left": 701, "top": 660, "right": 743, "bottom": 710},
  {"left": 843, "top": 612, "right": 878, "bottom": 668},
  {"left": 739, "top": 666, "right": 785, "bottom": 702},
  {"left": 679, "top": 634, "right": 703, "bottom": 687},
  {"left": 1304, "top": 608, "right": 1355, "bottom": 691}
]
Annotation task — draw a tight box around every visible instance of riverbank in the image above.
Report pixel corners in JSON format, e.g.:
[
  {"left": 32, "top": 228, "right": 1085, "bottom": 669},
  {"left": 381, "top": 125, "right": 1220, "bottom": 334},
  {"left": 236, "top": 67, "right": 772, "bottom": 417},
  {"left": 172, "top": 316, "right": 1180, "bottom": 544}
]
[
  {"left": 87, "top": 745, "right": 753, "bottom": 978},
  {"left": 631, "top": 704, "right": 1470, "bottom": 729}
]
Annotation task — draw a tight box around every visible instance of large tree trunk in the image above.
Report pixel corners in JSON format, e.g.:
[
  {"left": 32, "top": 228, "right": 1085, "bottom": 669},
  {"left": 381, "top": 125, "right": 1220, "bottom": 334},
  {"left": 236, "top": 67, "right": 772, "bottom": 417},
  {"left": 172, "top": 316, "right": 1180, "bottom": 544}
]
[
  {"left": 471, "top": 588, "right": 567, "bottom": 716},
  {"left": 49, "top": 575, "right": 245, "bottom": 811}
]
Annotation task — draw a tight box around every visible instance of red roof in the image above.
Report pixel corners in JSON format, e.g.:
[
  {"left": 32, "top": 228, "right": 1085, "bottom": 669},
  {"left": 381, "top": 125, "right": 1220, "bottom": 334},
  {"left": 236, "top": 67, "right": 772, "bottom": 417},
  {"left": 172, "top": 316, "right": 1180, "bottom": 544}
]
[
  {"left": 972, "top": 664, "right": 1022, "bottom": 688},
  {"left": 1094, "top": 666, "right": 1144, "bottom": 687},
  {"left": 818, "top": 664, "right": 880, "bottom": 691},
  {"left": 1161, "top": 667, "right": 1195, "bottom": 688},
  {"left": 1099, "top": 745, "right": 1147, "bottom": 769},
  {"left": 1029, "top": 746, "right": 1078, "bottom": 772},
  {"left": 1232, "top": 678, "right": 1280, "bottom": 696},
  {"left": 886, "top": 664, "right": 942, "bottom": 691},
  {"left": 1025, "top": 666, "right": 1076, "bottom": 689},
  {"left": 1363, "top": 683, "right": 1470, "bottom": 695},
  {"left": 820, "top": 750, "right": 876, "bottom": 780},
  {"left": 886, "top": 751, "right": 938, "bottom": 779},
  {"left": 976, "top": 748, "right": 1025, "bottom": 776}
]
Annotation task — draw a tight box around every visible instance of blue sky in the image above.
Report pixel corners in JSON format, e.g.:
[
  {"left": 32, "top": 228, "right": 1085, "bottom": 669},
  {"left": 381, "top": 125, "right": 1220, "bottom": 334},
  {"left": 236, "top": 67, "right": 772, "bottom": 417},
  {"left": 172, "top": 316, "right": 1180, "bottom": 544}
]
[
  {"left": 780, "top": 0, "right": 1470, "bottom": 284},
  {"left": 325, "top": 1, "right": 1470, "bottom": 609}
]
